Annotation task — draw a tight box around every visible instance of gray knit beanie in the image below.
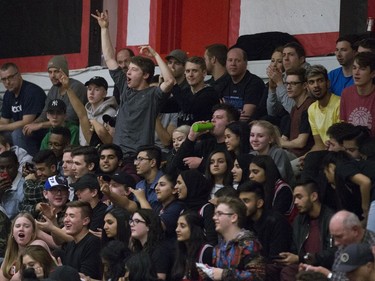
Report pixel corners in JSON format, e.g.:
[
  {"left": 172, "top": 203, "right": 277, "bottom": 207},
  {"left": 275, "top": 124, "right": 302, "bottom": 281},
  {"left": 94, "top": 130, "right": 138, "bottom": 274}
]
[{"left": 47, "top": 55, "right": 69, "bottom": 76}]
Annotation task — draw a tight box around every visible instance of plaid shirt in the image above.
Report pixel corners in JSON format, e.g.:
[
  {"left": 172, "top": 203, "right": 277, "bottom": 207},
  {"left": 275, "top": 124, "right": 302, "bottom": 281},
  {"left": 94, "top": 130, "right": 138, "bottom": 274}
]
[
  {"left": 332, "top": 230, "right": 375, "bottom": 281},
  {"left": 20, "top": 179, "right": 47, "bottom": 217}
]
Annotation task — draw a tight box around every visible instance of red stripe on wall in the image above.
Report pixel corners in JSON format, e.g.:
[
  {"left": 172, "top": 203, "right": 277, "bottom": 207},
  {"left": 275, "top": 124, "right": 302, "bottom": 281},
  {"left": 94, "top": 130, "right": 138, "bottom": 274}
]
[
  {"left": 149, "top": 0, "right": 158, "bottom": 49},
  {"left": 0, "top": 0, "right": 91, "bottom": 73},
  {"left": 116, "top": 0, "right": 129, "bottom": 50},
  {"left": 228, "top": 0, "right": 241, "bottom": 47},
  {"left": 294, "top": 32, "right": 339, "bottom": 57}
]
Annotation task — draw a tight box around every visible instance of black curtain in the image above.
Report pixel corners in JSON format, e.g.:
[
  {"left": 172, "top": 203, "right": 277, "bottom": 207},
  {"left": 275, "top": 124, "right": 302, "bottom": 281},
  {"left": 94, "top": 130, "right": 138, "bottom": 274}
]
[{"left": 0, "top": 0, "right": 82, "bottom": 58}]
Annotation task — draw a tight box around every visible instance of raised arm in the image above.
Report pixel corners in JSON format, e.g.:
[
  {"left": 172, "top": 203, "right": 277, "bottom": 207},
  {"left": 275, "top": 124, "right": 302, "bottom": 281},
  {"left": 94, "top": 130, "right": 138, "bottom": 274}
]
[
  {"left": 139, "top": 46, "right": 176, "bottom": 93},
  {"left": 91, "top": 10, "right": 119, "bottom": 70},
  {"left": 59, "top": 72, "right": 92, "bottom": 143}
]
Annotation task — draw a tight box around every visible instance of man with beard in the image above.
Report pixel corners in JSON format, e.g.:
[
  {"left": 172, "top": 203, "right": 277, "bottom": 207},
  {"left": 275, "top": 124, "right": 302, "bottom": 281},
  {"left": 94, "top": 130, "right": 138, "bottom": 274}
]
[
  {"left": 274, "top": 180, "right": 336, "bottom": 281},
  {"left": 237, "top": 180, "right": 292, "bottom": 281},
  {"left": 23, "top": 56, "right": 87, "bottom": 136},
  {"left": 328, "top": 36, "right": 357, "bottom": 96},
  {"left": 204, "top": 43, "right": 231, "bottom": 94},
  {"left": 166, "top": 49, "right": 189, "bottom": 91},
  {"left": 20, "top": 149, "right": 58, "bottom": 218},
  {"left": 306, "top": 65, "right": 341, "bottom": 151}
]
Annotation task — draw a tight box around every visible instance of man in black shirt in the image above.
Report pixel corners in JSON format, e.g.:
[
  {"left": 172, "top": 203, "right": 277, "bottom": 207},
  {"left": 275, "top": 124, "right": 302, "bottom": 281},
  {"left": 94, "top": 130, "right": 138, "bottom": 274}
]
[{"left": 61, "top": 201, "right": 102, "bottom": 280}]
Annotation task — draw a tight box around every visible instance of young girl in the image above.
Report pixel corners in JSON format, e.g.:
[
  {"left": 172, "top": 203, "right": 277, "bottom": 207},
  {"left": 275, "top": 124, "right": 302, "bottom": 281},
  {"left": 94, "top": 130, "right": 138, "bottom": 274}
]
[
  {"left": 250, "top": 120, "right": 295, "bottom": 185},
  {"left": 102, "top": 207, "right": 132, "bottom": 248},
  {"left": 130, "top": 209, "right": 172, "bottom": 280},
  {"left": 249, "top": 155, "right": 297, "bottom": 223},
  {"left": 175, "top": 169, "right": 217, "bottom": 246},
  {"left": 205, "top": 149, "right": 233, "bottom": 198},
  {"left": 231, "top": 154, "right": 254, "bottom": 189},
  {"left": 224, "top": 121, "right": 250, "bottom": 156},
  {"left": 164, "top": 125, "right": 191, "bottom": 175},
  {"left": 19, "top": 245, "right": 56, "bottom": 280},
  {"left": 171, "top": 211, "right": 213, "bottom": 281},
  {"left": 1, "top": 212, "right": 50, "bottom": 281},
  {"left": 155, "top": 174, "right": 184, "bottom": 240}
]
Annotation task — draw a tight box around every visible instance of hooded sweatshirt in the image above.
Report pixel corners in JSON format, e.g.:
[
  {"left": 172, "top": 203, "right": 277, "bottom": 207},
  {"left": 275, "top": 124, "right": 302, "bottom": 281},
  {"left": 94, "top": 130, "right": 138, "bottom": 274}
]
[{"left": 79, "top": 96, "right": 118, "bottom": 145}]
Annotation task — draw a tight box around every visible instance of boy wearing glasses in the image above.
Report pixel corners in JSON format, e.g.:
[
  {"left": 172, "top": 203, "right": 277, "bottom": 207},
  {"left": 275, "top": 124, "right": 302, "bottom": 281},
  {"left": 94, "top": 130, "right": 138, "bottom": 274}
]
[
  {"left": 0, "top": 62, "right": 46, "bottom": 156},
  {"left": 40, "top": 175, "right": 70, "bottom": 228},
  {"left": 200, "top": 196, "right": 265, "bottom": 281},
  {"left": 132, "top": 145, "right": 163, "bottom": 211}
]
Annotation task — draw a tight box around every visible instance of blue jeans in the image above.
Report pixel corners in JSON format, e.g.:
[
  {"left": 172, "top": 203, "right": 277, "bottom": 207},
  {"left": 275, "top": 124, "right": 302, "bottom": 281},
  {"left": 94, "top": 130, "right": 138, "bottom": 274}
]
[{"left": 11, "top": 128, "right": 47, "bottom": 157}]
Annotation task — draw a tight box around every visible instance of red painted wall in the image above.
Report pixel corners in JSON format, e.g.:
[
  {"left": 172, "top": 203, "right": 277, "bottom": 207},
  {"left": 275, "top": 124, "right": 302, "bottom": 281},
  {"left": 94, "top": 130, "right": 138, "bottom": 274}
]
[{"left": 179, "top": 0, "right": 230, "bottom": 57}]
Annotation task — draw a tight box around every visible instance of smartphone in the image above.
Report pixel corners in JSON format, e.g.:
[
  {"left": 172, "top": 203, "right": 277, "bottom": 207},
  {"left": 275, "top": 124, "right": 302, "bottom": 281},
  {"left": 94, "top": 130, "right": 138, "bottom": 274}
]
[{"left": 25, "top": 162, "right": 35, "bottom": 172}]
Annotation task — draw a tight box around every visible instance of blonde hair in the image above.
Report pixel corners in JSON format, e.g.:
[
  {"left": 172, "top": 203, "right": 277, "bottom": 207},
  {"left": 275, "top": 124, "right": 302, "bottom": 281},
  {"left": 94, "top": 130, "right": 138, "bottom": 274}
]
[
  {"left": 250, "top": 120, "right": 281, "bottom": 147},
  {"left": 2, "top": 212, "right": 37, "bottom": 279},
  {"left": 173, "top": 125, "right": 190, "bottom": 136}
]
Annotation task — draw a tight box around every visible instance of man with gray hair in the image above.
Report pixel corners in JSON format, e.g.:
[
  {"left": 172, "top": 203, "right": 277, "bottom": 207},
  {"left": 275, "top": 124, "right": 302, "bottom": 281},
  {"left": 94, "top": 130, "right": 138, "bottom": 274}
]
[
  {"left": 23, "top": 55, "right": 87, "bottom": 137},
  {"left": 300, "top": 210, "right": 375, "bottom": 281}
]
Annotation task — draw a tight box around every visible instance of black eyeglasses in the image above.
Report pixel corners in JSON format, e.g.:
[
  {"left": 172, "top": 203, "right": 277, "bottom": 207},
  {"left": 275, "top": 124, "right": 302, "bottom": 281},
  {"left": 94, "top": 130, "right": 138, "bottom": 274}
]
[
  {"left": 133, "top": 157, "right": 151, "bottom": 164},
  {"left": 214, "top": 211, "right": 234, "bottom": 217},
  {"left": 1, "top": 72, "right": 19, "bottom": 83},
  {"left": 283, "top": 81, "right": 303, "bottom": 87},
  {"left": 129, "top": 218, "right": 146, "bottom": 225}
]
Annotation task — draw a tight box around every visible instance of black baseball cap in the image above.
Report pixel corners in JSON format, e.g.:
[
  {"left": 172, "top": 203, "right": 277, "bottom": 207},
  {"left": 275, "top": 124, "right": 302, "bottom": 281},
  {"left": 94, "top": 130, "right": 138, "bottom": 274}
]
[
  {"left": 85, "top": 76, "right": 108, "bottom": 90},
  {"left": 102, "top": 171, "right": 136, "bottom": 187},
  {"left": 70, "top": 173, "right": 100, "bottom": 191}
]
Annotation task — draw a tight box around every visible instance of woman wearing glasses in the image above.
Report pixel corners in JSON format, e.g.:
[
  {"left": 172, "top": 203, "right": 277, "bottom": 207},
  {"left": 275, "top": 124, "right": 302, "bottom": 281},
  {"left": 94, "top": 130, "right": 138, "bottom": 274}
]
[
  {"left": 199, "top": 196, "right": 265, "bottom": 281},
  {"left": 129, "top": 209, "right": 172, "bottom": 281}
]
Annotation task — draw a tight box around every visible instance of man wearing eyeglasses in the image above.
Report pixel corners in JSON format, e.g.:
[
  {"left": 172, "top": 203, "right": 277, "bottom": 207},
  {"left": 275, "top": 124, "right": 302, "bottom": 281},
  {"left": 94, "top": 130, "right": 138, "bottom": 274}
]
[
  {"left": 131, "top": 145, "right": 163, "bottom": 211},
  {"left": 267, "top": 42, "right": 310, "bottom": 117},
  {"left": 279, "top": 68, "right": 314, "bottom": 161},
  {"left": 0, "top": 62, "right": 46, "bottom": 156}
]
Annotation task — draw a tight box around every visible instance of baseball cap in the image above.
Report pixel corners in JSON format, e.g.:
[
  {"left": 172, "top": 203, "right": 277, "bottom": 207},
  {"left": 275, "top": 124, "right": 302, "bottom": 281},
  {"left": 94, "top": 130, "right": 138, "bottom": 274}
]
[
  {"left": 70, "top": 173, "right": 100, "bottom": 191},
  {"left": 166, "top": 49, "right": 188, "bottom": 64},
  {"left": 335, "top": 243, "right": 374, "bottom": 273},
  {"left": 85, "top": 76, "right": 108, "bottom": 90},
  {"left": 44, "top": 175, "right": 69, "bottom": 191},
  {"left": 48, "top": 265, "right": 80, "bottom": 281},
  {"left": 47, "top": 99, "right": 67, "bottom": 114},
  {"left": 48, "top": 55, "right": 69, "bottom": 77},
  {"left": 102, "top": 171, "right": 136, "bottom": 187},
  {"left": 102, "top": 114, "right": 116, "bottom": 127}
]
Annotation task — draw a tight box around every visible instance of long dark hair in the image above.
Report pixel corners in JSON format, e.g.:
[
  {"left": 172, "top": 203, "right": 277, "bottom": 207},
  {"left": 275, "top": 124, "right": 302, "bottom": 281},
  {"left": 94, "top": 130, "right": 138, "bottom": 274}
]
[
  {"left": 321, "top": 151, "right": 362, "bottom": 217},
  {"left": 205, "top": 149, "right": 233, "bottom": 188},
  {"left": 250, "top": 155, "right": 281, "bottom": 210},
  {"left": 131, "top": 209, "right": 164, "bottom": 254},
  {"left": 101, "top": 240, "right": 131, "bottom": 281},
  {"left": 225, "top": 121, "right": 250, "bottom": 155},
  {"left": 125, "top": 252, "right": 158, "bottom": 281},
  {"left": 101, "top": 207, "right": 131, "bottom": 247},
  {"left": 236, "top": 153, "right": 254, "bottom": 185},
  {"left": 171, "top": 211, "right": 206, "bottom": 281}
]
